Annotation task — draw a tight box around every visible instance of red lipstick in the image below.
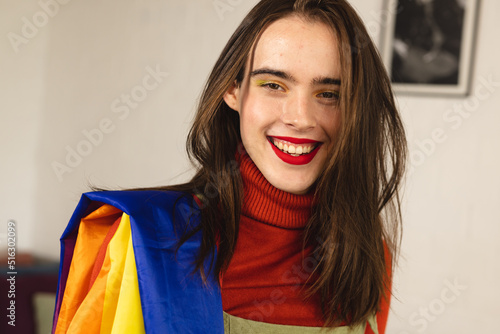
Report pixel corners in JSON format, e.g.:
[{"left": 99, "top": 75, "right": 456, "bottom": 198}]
[
  {"left": 271, "top": 136, "right": 320, "bottom": 144},
  {"left": 267, "top": 137, "right": 322, "bottom": 165}
]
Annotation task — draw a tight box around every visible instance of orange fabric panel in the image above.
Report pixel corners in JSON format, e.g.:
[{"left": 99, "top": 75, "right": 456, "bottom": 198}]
[
  {"left": 89, "top": 218, "right": 121, "bottom": 290},
  {"left": 66, "top": 245, "right": 112, "bottom": 334}
]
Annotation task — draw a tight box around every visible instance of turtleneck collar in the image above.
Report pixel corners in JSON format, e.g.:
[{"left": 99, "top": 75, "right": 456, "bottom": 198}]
[{"left": 236, "top": 146, "right": 316, "bottom": 229}]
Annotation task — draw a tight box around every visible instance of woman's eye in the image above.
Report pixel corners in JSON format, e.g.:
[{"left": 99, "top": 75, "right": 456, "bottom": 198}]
[
  {"left": 255, "top": 80, "right": 286, "bottom": 92},
  {"left": 264, "top": 83, "right": 283, "bottom": 91},
  {"left": 317, "top": 91, "right": 339, "bottom": 100}
]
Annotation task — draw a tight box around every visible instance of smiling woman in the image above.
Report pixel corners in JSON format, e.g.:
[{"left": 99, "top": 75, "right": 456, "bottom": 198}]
[
  {"left": 52, "top": 1, "right": 407, "bottom": 333},
  {"left": 223, "top": 15, "right": 342, "bottom": 195}
]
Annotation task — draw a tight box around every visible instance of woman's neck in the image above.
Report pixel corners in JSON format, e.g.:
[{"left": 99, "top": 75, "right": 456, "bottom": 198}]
[{"left": 237, "top": 147, "right": 316, "bottom": 229}]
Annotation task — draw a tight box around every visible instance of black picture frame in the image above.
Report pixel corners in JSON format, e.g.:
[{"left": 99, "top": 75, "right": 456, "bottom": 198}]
[{"left": 382, "top": 0, "right": 480, "bottom": 96}]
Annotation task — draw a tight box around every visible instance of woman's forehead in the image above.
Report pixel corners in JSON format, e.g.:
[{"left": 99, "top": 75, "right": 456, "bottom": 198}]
[{"left": 247, "top": 16, "right": 341, "bottom": 81}]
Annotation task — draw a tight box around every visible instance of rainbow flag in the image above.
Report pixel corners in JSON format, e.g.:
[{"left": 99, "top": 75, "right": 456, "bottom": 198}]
[{"left": 52, "top": 191, "right": 223, "bottom": 333}]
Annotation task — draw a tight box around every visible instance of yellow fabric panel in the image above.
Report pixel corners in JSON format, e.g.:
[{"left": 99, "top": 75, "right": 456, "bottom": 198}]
[
  {"left": 99, "top": 212, "right": 131, "bottom": 333},
  {"left": 109, "top": 214, "right": 145, "bottom": 334}
]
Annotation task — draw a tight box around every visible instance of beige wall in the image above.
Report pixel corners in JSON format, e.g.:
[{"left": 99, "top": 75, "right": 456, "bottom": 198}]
[{"left": 1, "top": 0, "right": 498, "bottom": 332}]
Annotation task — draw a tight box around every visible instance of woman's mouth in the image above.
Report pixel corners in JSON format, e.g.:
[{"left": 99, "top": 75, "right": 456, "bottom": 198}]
[
  {"left": 268, "top": 137, "right": 319, "bottom": 156},
  {"left": 267, "top": 136, "right": 322, "bottom": 165}
]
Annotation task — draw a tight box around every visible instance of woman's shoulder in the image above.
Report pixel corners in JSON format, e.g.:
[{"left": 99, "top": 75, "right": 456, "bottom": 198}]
[
  {"left": 64, "top": 189, "right": 201, "bottom": 237},
  {"left": 80, "top": 189, "right": 200, "bottom": 214}
]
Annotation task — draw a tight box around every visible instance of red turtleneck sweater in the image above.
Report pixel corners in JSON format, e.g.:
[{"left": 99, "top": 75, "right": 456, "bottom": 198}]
[{"left": 219, "top": 151, "right": 390, "bottom": 333}]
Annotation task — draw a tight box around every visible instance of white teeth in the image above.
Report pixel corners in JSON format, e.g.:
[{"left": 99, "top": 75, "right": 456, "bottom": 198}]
[{"left": 271, "top": 137, "right": 316, "bottom": 156}]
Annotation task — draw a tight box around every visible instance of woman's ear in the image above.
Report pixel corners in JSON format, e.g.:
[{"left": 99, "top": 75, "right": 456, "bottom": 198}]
[{"left": 223, "top": 81, "right": 240, "bottom": 113}]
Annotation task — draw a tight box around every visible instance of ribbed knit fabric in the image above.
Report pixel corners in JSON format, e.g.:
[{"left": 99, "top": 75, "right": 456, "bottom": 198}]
[
  {"left": 237, "top": 149, "right": 316, "bottom": 229},
  {"left": 221, "top": 148, "right": 325, "bottom": 327}
]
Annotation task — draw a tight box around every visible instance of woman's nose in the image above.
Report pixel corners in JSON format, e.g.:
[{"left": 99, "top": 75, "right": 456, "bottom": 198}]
[{"left": 280, "top": 92, "right": 317, "bottom": 131}]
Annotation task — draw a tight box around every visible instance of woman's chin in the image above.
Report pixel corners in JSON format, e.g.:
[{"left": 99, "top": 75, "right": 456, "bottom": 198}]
[{"left": 269, "top": 179, "right": 314, "bottom": 195}]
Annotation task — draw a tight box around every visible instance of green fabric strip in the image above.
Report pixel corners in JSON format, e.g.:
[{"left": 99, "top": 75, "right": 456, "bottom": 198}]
[{"left": 223, "top": 312, "right": 378, "bottom": 334}]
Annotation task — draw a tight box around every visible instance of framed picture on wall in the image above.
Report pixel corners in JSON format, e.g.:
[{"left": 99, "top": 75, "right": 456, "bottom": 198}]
[{"left": 381, "top": 0, "right": 480, "bottom": 96}]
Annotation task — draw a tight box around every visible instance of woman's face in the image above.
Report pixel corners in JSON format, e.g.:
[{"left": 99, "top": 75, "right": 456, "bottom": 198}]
[{"left": 224, "top": 15, "right": 342, "bottom": 194}]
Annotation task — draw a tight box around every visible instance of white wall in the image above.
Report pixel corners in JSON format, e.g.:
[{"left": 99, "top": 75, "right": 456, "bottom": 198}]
[
  {"left": 1, "top": 0, "right": 498, "bottom": 333},
  {"left": 354, "top": 1, "right": 500, "bottom": 333}
]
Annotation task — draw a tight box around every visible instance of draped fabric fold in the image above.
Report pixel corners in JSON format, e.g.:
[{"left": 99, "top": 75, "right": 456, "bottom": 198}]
[{"left": 52, "top": 191, "right": 224, "bottom": 334}]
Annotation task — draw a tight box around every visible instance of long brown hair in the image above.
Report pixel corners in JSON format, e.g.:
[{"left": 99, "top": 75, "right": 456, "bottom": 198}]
[{"left": 151, "top": 0, "right": 406, "bottom": 327}]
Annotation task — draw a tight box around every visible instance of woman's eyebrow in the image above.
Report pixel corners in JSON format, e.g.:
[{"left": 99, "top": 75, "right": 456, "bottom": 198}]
[
  {"left": 250, "top": 68, "right": 340, "bottom": 86},
  {"left": 312, "top": 77, "right": 341, "bottom": 86},
  {"left": 250, "top": 68, "right": 294, "bottom": 81}
]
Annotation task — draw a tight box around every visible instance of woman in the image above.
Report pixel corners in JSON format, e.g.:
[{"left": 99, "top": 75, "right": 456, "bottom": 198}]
[{"left": 52, "top": 0, "right": 406, "bottom": 333}]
